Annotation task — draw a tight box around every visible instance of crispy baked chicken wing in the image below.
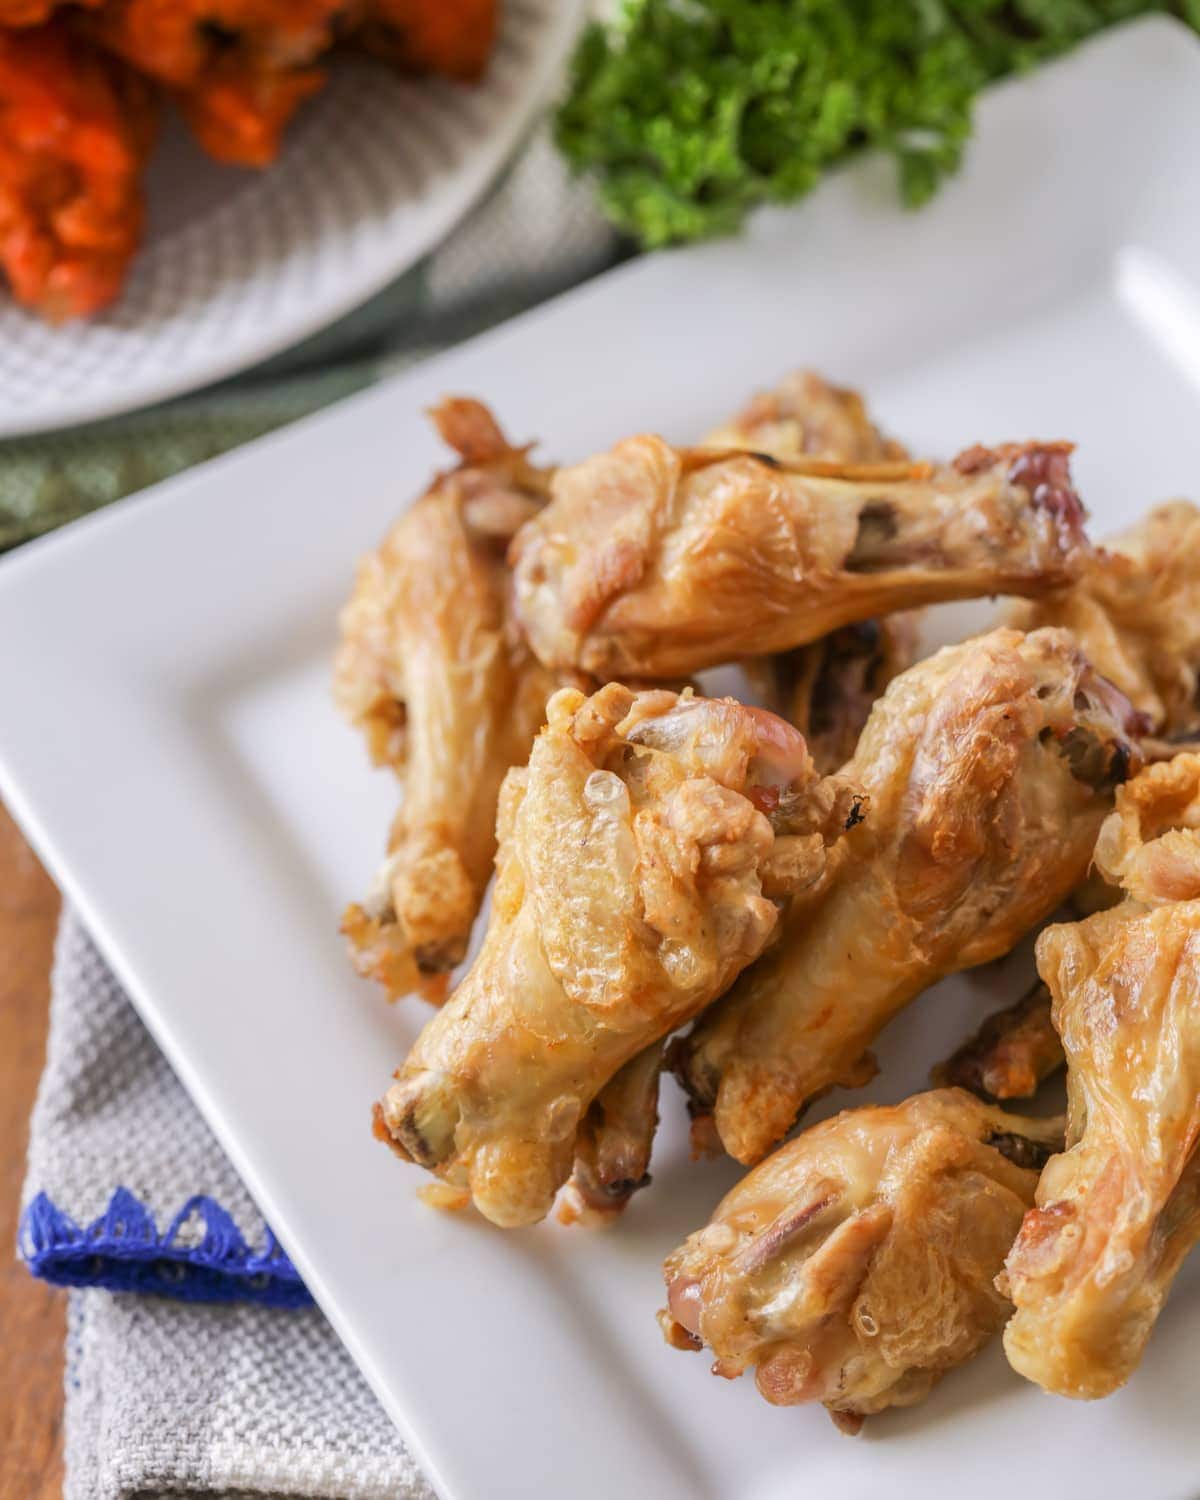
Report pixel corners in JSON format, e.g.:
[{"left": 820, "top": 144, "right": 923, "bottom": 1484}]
[
  {"left": 660, "top": 1089, "right": 1062, "bottom": 1432},
  {"left": 0, "top": 22, "right": 157, "bottom": 320},
  {"left": 374, "top": 683, "right": 862, "bottom": 1227},
  {"left": 336, "top": 398, "right": 559, "bottom": 1000},
  {"left": 1011, "top": 500, "right": 1200, "bottom": 739},
  {"left": 934, "top": 980, "right": 1063, "bottom": 1101},
  {"left": 1001, "top": 754, "right": 1200, "bottom": 1398},
  {"left": 562, "top": 374, "right": 915, "bottom": 1212},
  {"left": 510, "top": 440, "right": 1088, "bottom": 679},
  {"left": 674, "top": 627, "right": 1143, "bottom": 1166}
]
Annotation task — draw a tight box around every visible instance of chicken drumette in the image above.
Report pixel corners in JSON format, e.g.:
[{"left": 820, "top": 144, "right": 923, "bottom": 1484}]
[
  {"left": 660, "top": 1088, "right": 1062, "bottom": 1431},
  {"left": 374, "top": 683, "right": 862, "bottom": 1228},
  {"left": 510, "top": 440, "right": 1088, "bottom": 680},
  {"left": 674, "top": 627, "right": 1143, "bottom": 1166},
  {"left": 1001, "top": 753, "right": 1200, "bottom": 1398},
  {"left": 336, "top": 398, "right": 560, "bottom": 1002}
]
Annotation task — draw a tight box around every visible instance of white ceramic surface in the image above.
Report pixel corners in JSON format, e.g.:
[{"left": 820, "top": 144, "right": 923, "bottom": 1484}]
[
  {"left": 0, "top": 0, "right": 582, "bottom": 438},
  {"left": 2, "top": 19, "right": 1200, "bottom": 1498}
]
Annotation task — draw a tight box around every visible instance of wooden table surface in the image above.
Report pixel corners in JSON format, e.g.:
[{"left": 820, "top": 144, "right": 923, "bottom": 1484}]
[{"left": 0, "top": 798, "right": 64, "bottom": 1500}]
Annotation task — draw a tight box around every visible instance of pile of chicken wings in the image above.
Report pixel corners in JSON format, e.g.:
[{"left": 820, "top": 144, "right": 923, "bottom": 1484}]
[
  {"left": 0, "top": 1, "right": 495, "bottom": 319},
  {"left": 336, "top": 371, "right": 1200, "bottom": 1429}
]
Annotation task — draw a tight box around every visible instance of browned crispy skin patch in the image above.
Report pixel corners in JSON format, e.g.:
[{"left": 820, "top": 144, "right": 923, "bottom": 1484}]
[{"left": 934, "top": 980, "right": 1063, "bottom": 1100}]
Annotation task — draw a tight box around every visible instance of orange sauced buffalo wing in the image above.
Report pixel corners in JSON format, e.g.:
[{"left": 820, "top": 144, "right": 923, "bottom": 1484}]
[
  {"left": 0, "top": 0, "right": 500, "bottom": 316},
  {"left": 354, "top": 0, "right": 497, "bottom": 83},
  {"left": 0, "top": 21, "right": 157, "bottom": 320},
  {"left": 0, "top": 0, "right": 102, "bottom": 24},
  {"left": 84, "top": 0, "right": 351, "bottom": 165}
]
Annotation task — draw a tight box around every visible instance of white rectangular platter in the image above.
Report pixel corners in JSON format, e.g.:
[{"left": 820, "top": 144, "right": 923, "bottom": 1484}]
[{"left": 3, "top": 19, "right": 1200, "bottom": 1498}]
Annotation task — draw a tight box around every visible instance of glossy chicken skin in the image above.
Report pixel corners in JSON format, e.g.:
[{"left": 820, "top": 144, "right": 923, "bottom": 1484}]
[
  {"left": 935, "top": 980, "right": 1063, "bottom": 1101},
  {"left": 0, "top": 22, "right": 156, "bottom": 319},
  {"left": 1011, "top": 500, "right": 1200, "bottom": 739},
  {"left": 336, "top": 398, "right": 559, "bottom": 1000},
  {"left": 510, "top": 440, "right": 1088, "bottom": 679},
  {"left": 661, "top": 1089, "right": 1062, "bottom": 1431},
  {"left": 1002, "top": 754, "right": 1200, "bottom": 1398},
  {"left": 375, "top": 683, "right": 862, "bottom": 1228},
  {"left": 674, "top": 627, "right": 1143, "bottom": 1165}
]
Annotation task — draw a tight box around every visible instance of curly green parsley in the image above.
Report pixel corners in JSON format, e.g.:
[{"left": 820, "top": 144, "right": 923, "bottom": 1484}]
[{"left": 556, "top": 0, "right": 1195, "bottom": 247}]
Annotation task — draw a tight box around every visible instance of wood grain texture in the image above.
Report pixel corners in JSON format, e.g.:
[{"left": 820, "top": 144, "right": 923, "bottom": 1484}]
[{"left": 0, "top": 798, "right": 64, "bottom": 1500}]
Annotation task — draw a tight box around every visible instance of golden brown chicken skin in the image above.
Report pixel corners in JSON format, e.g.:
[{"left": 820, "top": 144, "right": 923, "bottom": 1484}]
[
  {"left": 336, "top": 398, "right": 559, "bottom": 1001},
  {"left": 674, "top": 627, "right": 1143, "bottom": 1166},
  {"left": 509, "top": 440, "right": 1088, "bottom": 680},
  {"left": 660, "top": 1089, "right": 1062, "bottom": 1432},
  {"left": 374, "top": 683, "right": 862, "bottom": 1228},
  {"left": 1001, "top": 753, "right": 1200, "bottom": 1399},
  {"left": 934, "top": 979, "right": 1064, "bottom": 1101},
  {"left": 1011, "top": 500, "right": 1200, "bottom": 739}
]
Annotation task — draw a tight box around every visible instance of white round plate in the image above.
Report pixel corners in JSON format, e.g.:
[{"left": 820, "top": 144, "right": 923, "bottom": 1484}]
[{"left": 0, "top": 0, "right": 582, "bottom": 438}]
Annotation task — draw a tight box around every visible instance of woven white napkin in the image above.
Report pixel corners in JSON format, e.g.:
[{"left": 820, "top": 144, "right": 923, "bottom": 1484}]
[
  {"left": 65, "top": 1289, "right": 431, "bottom": 1500},
  {"left": 19, "top": 117, "right": 616, "bottom": 1499}
]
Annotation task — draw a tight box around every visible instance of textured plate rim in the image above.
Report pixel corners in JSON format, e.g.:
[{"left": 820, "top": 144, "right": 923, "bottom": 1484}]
[{"left": 0, "top": 0, "right": 586, "bottom": 440}]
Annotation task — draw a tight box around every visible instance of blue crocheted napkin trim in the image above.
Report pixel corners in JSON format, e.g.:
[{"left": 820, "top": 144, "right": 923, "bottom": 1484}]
[{"left": 19, "top": 1186, "right": 312, "bottom": 1308}]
